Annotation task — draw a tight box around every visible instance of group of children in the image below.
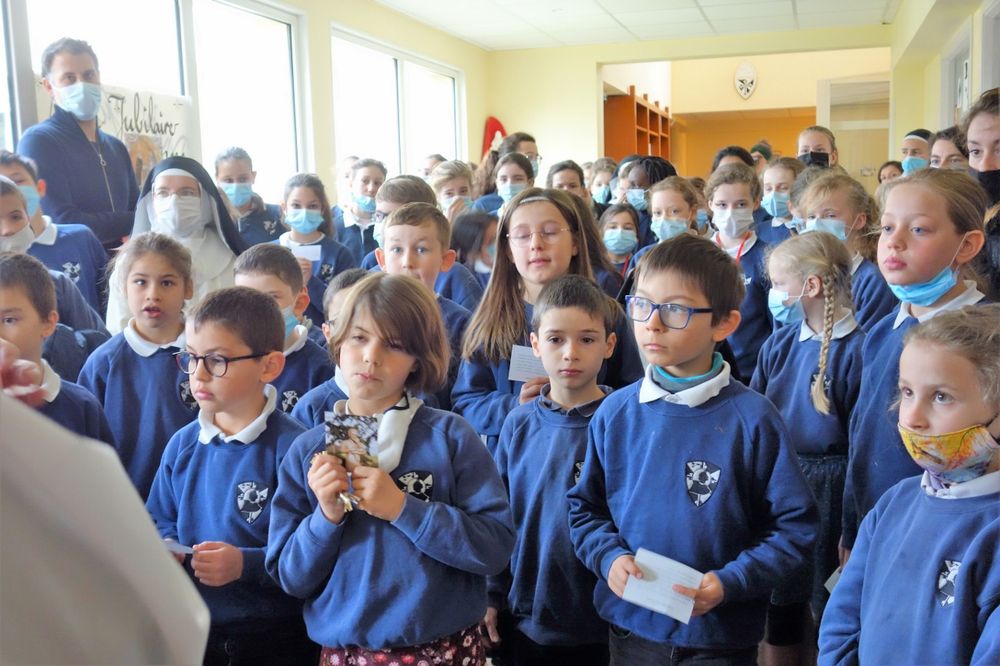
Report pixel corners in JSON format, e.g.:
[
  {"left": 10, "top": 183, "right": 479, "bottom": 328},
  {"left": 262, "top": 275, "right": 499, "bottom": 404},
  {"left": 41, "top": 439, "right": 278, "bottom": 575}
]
[{"left": 1, "top": 91, "right": 999, "bottom": 665}]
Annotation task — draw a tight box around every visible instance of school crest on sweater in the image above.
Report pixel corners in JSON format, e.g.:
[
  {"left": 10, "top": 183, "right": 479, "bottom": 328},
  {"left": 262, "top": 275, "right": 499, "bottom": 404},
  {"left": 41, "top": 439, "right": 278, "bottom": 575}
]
[
  {"left": 61, "top": 261, "right": 81, "bottom": 283},
  {"left": 396, "top": 470, "right": 433, "bottom": 502},
  {"left": 281, "top": 390, "right": 300, "bottom": 412},
  {"left": 179, "top": 380, "right": 198, "bottom": 410},
  {"left": 574, "top": 461, "right": 584, "bottom": 484},
  {"left": 319, "top": 263, "right": 336, "bottom": 283},
  {"left": 236, "top": 481, "right": 269, "bottom": 523},
  {"left": 937, "top": 560, "right": 960, "bottom": 607},
  {"left": 263, "top": 219, "right": 278, "bottom": 236},
  {"left": 685, "top": 461, "right": 721, "bottom": 507}
]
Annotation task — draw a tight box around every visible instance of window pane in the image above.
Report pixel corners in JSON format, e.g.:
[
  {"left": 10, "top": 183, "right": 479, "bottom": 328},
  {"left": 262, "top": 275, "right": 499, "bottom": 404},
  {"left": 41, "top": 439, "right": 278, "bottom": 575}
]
[
  {"left": 402, "top": 62, "right": 456, "bottom": 174},
  {"left": 0, "top": 7, "right": 12, "bottom": 150},
  {"left": 193, "top": 0, "right": 297, "bottom": 203},
  {"left": 332, "top": 36, "right": 400, "bottom": 176},
  {"left": 27, "top": 0, "right": 182, "bottom": 95}
]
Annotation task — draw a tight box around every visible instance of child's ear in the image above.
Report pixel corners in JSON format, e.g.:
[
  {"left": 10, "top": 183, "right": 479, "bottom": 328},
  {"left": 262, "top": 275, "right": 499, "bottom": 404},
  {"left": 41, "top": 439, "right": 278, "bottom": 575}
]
[
  {"left": 321, "top": 321, "right": 331, "bottom": 342},
  {"left": 184, "top": 279, "right": 194, "bottom": 301},
  {"left": 440, "top": 248, "right": 457, "bottom": 273},
  {"left": 36, "top": 179, "right": 47, "bottom": 198},
  {"left": 604, "top": 331, "right": 617, "bottom": 359},
  {"left": 529, "top": 331, "right": 541, "bottom": 358},
  {"left": 711, "top": 309, "right": 742, "bottom": 342},
  {"left": 293, "top": 287, "right": 310, "bottom": 318},
  {"left": 260, "top": 351, "right": 285, "bottom": 384},
  {"left": 805, "top": 276, "right": 823, "bottom": 299},
  {"left": 250, "top": 171, "right": 257, "bottom": 185},
  {"left": 41, "top": 309, "right": 58, "bottom": 339},
  {"left": 279, "top": 201, "right": 287, "bottom": 215},
  {"left": 955, "top": 230, "right": 985, "bottom": 266},
  {"left": 374, "top": 248, "right": 387, "bottom": 271}
]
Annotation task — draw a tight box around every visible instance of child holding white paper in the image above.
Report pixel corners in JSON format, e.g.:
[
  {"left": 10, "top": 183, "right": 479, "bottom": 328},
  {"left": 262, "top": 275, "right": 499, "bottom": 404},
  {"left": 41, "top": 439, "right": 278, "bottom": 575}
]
[
  {"left": 568, "top": 234, "right": 818, "bottom": 665},
  {"left": 453, "top": 187, "right": 642, "bottom": 453},
  {"left": 275, "top": 173, "right": 354, "bottom": 326},
  {"left": 266, "top": 272, "right": 514, "bottom": 664},
  {"left": 820, "top": 306, "right": 1000, "bottom": 665}
]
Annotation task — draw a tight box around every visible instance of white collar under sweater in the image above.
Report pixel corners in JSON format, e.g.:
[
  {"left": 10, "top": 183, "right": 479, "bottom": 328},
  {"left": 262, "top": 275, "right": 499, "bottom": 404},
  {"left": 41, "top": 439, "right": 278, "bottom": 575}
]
[
  {"left": 638, "top": 361, "right": 732, "bottom": 408},
  {"left": 920, "top": 470, "right": 1000, "bottom": 499},
  {"left": 33, "top": 216, "right": 58, "bottom": 246},
  {"left": 122, "top": 319, "right": 185, "bottom": 357},
  {"left": 331, "top": 392, "right": 423, "bottom": 474},
  {"left": 892, "top": 281, "right": 984, "bottom": 329},
  {"left": 798, "top": 309, "right": 858, "bottom": 342},
  {"left": 284, "top": 325, "right": 308, "bottom": 356},
  {"left": 40, "top": 359, "right": 62, "bottom": 403},
  {"left": 197, "top": 384, "right": 278, "bottom": 445}
]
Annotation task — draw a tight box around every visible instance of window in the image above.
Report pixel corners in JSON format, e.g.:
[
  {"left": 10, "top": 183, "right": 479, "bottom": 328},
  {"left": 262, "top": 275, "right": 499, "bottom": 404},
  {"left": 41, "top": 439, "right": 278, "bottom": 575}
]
[
  {"left": 331, "top": 31, "right": 461, "bottom": 177},
  {"left": 193, "top": 0, "right": 300, "bottom": 202},
  {"left": 0, "top": 2, "right": 12, "bottom": 150}
]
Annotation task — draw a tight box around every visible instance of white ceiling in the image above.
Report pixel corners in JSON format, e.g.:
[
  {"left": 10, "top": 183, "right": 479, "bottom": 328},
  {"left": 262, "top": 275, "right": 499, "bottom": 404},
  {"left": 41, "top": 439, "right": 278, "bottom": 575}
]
[{"left": 375, "top": 0, "right": 902, "bottom": 50}]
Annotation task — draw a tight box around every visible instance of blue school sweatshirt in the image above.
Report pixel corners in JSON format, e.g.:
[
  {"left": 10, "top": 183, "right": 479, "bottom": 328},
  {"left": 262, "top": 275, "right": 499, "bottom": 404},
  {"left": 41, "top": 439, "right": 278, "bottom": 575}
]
[
  {"left": 265, "top": 405, "right": 515, "bottom": 649},
  {"left": 595, "top": 266, "right": 624, "bottom": 299},
  {"left": 289, "top": 368, "right": 349, "bottom": 429},
  {"left": 568, "top": 368, "right": 818, "bottom": 649},
  {"left": 277, "top": 233, "right": 355, "bottom": 326},
  {"left": 17, "top": 106, "right": 139, "bottom": 247},
  {"left": 750, "top": 313, "right": 864, "bottom": 456},
  {"left": 842, "top": 284, "right": 988, "bottom": 547},
  {"left": 491, "top": 390, "right": 609, "bottom": 646},
  {"left": 472, "top": 193, "right": 503, "bottom": 215},
  {"left": 146, "top": 388, "right": 307, "bottom": 631},
  {"left": 52, "top": 268, "right": 106, "bottom": 333},
  {"left": 77, "top": 325, "right": 198, "bottom": 499},
  {"left": 359, "top": 254, "right": 484, "bottom": 314},
  {"left": 720, "top": 234, "right": 772, "bottom": 382},
  {"left": 756, "top": 217, "right": 792, "bottom": 245},
  {"left": 28, "top": 218, "right": 108, "bottom": 312},
  {"left": 437, "top": 296, "right": 471, "bottom": 411},
  {"left": 332, "top": 209, "right": 376, "bottom": 265},
  {"left": 42, "top": 323, "right": 110, "bottom": 381},
  {"left": 452, "top": 302, "right": 644, "bottom": 452},
  {"left": 850, "top": 256, "right": 897, "bottom": 331},
  {"left": 236, "top": 201, "right": 284, "bottom": 246},
  {"left": 819, "top": 475, "right": 1000, "bottom": 666},
  {"left": 37, "top": 360, "right": 115, "bottom": 445},
  {"left": 273, "top": 328, "right": 335, "bottom": 414}
]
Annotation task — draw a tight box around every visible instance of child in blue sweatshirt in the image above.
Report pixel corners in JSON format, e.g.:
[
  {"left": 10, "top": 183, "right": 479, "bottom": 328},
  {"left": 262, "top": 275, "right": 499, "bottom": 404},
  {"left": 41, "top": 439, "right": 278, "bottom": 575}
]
[
  {"left": 1, "top": 150, "right": 108, "bottom": 313},
  {"left": 290, "top": 268, "right": 367, "bottom": 428},
  {"left": 375, "top": 201, "right": 471, "bottom": 410},
  {"left": 486, "top": 275, "right": 617, "bottom": 666},
  {"left": 234, "top": 244, "right": 334, "bottom": 414},
  {"left": 78, "top": 233, "right": 199, "bottom": 499},
  {"left": 266, "top": 273, "right": 514, "bottom": 663},
  {"left": 798, "top": 172, "right": 897, "bottom": 331},
  {"left": 276, "top": 173, "right": 355, "bottom": 328},
  {"left": 453, "top": 187, "right": 643, "bottom": 452},
  {"left": 842, "top": 168, "right": 990, "bottom": 555},
  {"left": 707, "top": 163, "right": 772, "bottom": 383},
  {"left": 568, "top": 234, "right": 819, "bottom": 665},
  {"left": 820, "top": 306, "right": 1000, "bottom": 665},
  {"left": 146, "top": 286, "right": 318, "bottom": 665},
  {"left": 751, "top": 232, "right": 865, "bottom": 659},
  {"left": 332, "top": 158, "right": 386, "bottom": 265},
  {"left": 214, "top": 147, "right": 284, "bottom": 246},
  {"left": 0, "top": 252, "right": 113, "bottom": 445}
]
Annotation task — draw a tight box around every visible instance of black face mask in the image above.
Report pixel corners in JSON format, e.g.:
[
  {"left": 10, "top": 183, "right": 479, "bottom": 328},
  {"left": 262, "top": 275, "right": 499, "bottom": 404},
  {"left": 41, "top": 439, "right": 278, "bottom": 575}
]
[
  {"left": 798, "top": 152, "right": 830, "bottom": 168},
  {"left": 971, "top": 167, "right": 1000, "bottom": 206}
]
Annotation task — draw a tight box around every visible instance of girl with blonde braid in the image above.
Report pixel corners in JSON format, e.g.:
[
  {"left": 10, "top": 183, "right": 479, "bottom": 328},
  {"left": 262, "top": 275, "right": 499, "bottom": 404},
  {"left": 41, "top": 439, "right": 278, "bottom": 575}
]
[{"left": 751, "top": 232, "right": 866, "bottom": 662}]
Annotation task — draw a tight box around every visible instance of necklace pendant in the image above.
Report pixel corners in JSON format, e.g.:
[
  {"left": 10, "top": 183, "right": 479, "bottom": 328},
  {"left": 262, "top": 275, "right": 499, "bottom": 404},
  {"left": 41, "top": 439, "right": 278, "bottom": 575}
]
[{"left": 98, "top": 155, "right": 107, "bottom": 167}]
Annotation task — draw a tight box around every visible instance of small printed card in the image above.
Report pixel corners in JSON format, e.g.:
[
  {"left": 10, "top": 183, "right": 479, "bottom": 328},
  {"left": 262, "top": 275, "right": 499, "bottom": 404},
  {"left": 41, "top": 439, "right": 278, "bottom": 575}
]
[
  {"left": 623, "top": 548, "right": 704, "bottom": 625},
  {"left": 323, "top": 413, "right": 379, "bottom": 471},
  {"left": 164, "top": 540, "right": 194, "bottom": 555},
  {"left": 290, "top": 244, "right": 321, "bottom": 262},
  {"left": 508, "top": 345, "right": 547, "bottom": 383}
]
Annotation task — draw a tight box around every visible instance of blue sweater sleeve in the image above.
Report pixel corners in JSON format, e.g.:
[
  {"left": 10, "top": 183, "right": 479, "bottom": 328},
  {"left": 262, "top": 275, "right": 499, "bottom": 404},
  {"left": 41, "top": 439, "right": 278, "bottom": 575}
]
[
  {"left": 486, "top": 415, "right": 516, "bottom": 609},
  {"left": 389, "top": 416, "right": 515, "bottom": 576},
  {"left": 818, "top": 507, "right": 872, "bottom": 665},
  {"left": 749, "top": 332, "right": 776, "bottom": 394},
  {"left": 974, "top": 606, "right": 1000, "bottom": 665},
  {"left": 265, "top": 429, "right": 348, "bottom": 600},
  {"left": 452, "top": 354, "right": 520, "bottom": 442},
  {"left": 145, "top": 432, "right": 182, "bottom": 542},
  {"left": 53, "top": 271, "right": 107, "bottom": 333}
]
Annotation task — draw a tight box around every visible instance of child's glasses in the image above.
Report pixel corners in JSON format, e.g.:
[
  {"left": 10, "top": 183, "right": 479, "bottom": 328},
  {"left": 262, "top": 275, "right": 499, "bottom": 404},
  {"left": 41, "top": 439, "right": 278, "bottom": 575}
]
[
  {"left": 506, "top": 225, "right": 569, "bottom": 247},
  {"left": 625, "top": 295, "right": 713, "bottom": 330},
  {"left": 174, "top": 351, "right": 268, "bottom": 378}
]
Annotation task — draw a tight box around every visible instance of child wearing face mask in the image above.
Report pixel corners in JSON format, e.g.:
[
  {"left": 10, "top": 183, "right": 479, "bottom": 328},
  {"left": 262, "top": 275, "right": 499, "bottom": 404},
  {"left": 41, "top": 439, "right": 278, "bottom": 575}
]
[
  {"left": 276, "top": 173, "right": 354, "bottom": 332},
  {"left": 474, "top": 153, "right": 534, "bottom": 217},
  {"left": 452, "top": 211, "right": 498, "bottom": 288},
  {"left": 332, "top": 158, "right": 387, "bottom": 265},
  {"left": 842, "top": 169, "right": 990, "bottom": 562},
  {"left": 707, "top": 163, "right": 771, "bottom": 383},
  {"left": 759, "top": 157, "right": 805, "bottom": 244},
  {"left": 429, "top": 160, "right": 475, "bottom": 222},
  {"left": 599, "top": 204, "right": 640, "bottom": 276},
  {"left": 752, "top": 233, "right": 865, "bottom": 660},
  {"left": 798, "top": 173, "right": 897, "bottom": 331},
  {"left": 797, "top": 126, "right": 838, "bottom": 169},
  {"left": 588, "top": 158, "right": 617, "bottom": 207},
  {"left": 620, "top": 156, "right": 678, "bottom": 249},
  {"left": 214, "top": 147, "right": 284, "bottom": 246},
  {"left": 899, "top": 128, "right": 932, "bottom": 175},
  {"left": 821, "top": 305, "right": 1000, "bottom": 666},
  {"left": 626, "top": 177, "right": 700, "bottom": 273}
]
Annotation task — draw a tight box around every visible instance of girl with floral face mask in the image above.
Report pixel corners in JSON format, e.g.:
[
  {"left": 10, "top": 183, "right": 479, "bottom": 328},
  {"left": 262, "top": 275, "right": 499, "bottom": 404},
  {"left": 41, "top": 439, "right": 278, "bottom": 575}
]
[{"left": 820, "top": 304, "right": 1000, "bottom": 666}]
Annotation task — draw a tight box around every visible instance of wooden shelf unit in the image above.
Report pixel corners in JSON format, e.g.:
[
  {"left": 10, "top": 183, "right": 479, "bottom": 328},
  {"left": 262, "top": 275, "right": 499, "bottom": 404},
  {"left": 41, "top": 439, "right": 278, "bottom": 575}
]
[{"left": 604, "top": 85, "right": 670, "bottom": 161}]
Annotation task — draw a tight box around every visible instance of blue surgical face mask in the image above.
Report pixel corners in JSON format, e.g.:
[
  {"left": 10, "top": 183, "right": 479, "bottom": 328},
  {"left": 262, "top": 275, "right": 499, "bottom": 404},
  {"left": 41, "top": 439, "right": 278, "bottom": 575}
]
[
  {"left": 592, "top": 185, "right": 610, "bottom": 205},
  {"left": 441, "top": 195, "right": 472, "bottom": 212},
  {"left": 486, "top": 242, "right": 496, "bottom": 259},
  {"left": 802, "top": 218, "right": 848, "bottom": 242},
  {"left": 285, "top": 208, "right": 324, "bottom": 234},
  {"left": 887, "top": 234, "right": 968, "bottom": 306},
  {"left": 352, "top": 193, "right": 376, "bottom": 214},
  {"left": 372, "top": 221, "right": 385, "bottom": 248},
  {"left": 626, "top": 188, "right": 647, "bottom": 211},
  {"left": 790, "top": 216, "right": 806, "bottom": 233},
  {"left": 497, "top": 182, "right": 526, "bottom": 203},
  {"left": 768, "top": 286, "right": 806, "bottom": 324},
  {"left": 603, "top": 228, "right": 638, "bottom": 255},
  {"left": 695, "top": 208, "right": 710, "bottom": 232},
  {"left": 53, "top": 81, "right": 102, "bottom": 121},
  {"left": 17, "top": 185, "right": 41, "bottom": 217},
  {"left": 902, "top": 155, "right": 930, "bottom": 174},
  {"left": 220, "top": 182, "right": 253, "bottom": 207},
  {"left": 280, "top": 305, "right": 299, "bottom": 339},
  {"left": 651, "top": 218, "right": 689, "bottom": 242},
  {"left": 530, "top": 159, "right": 540, "bottom": 177},
  {"left": 761, "top": 191, "right": 789, "bottom": 219}
]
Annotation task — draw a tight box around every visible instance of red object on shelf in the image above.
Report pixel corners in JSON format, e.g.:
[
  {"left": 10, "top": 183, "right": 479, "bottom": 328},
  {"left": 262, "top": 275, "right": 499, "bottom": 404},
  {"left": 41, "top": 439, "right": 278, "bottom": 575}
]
[{"left": 482, "top": 116, "right": 507, "bottom": 160}]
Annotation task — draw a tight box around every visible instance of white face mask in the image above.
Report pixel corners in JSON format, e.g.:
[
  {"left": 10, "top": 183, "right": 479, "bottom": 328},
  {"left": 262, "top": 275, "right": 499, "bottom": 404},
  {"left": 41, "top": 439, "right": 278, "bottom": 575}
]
[
  {"left": 0, "top": 225, "right": 35, "bottom": 253},
  {"left": 712, "top": 207, "right": 755, "bottom": 238},
  {"left": 152, "top": 194, "right": 205, "bottom": 238}
]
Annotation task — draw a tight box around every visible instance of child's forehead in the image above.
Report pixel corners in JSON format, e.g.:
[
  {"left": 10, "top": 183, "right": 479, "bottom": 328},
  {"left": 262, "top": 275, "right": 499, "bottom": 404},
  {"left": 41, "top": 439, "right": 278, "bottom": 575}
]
[
  {"left": 510, "top": 200, "right": 563, "bottom": 225},
  {"left": 711, "top": 182, "right": 752, "bottom": 199},
  {"left": 287, "top": 185, "right": 320, "bottom": 201},
  {"left": 186, "top": 319, "right": 253, "bottom": 352},
  {"left": 385, "top": 219, "right": 445, "bottom": 245},
  {"left": 0, "top": 164, "right": 33, "bottom": 182},
  {"left": 0, "top": 192, "right": 27, "bottom": 215},
  {"left": 651, "top": 188, "right": 688, "bottom": 206},
  {"left": 636, "top": 268, "right": 709, "bottom": 304},
  {"left": 537, "top": 305, "right": 605, "bottom": 330},
  {"left": 234, "top": 270, "right": 295, "bottom": 293},
  {"left": 0, "top": 284, "right": 34, "bottom": 308},
  {"left": 354, "top": 166, "right": 384, "bottom": 181},
  {"left": 763, "top": 166, "right": 794, "bottom": 184}
]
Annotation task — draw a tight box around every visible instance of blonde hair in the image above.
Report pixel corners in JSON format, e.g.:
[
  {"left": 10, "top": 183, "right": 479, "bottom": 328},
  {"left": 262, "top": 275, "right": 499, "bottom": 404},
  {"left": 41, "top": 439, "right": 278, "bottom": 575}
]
[
  {"left": 765, "top": 156, "right": 806, "bottom": 181},
  {"left": 329, "top": 272, "right": 449, "bottom": 394},
  {"left": 800, "top": 172, "right": 880, "bottom": 261},
  {"left": 109, "top": 232, "right": 193, "bottom": 302},
  {"left": 799, "top": 125, "right": 838, "bottom": 154},
  {"left": 462, "top": 187, "right": 593, "bottom": 362},
  {"left": 650, "top": 176, "right": 701, "bottom": 212},
  {"left": 705, "top": 163, "right": 762, "bottom": 204},
  {"left": 768, "top": 232, "right": 853, "bottom": 414},
  {"left": 385, "top": 202, "right": 451, "bottom": 248},
  {"left": 428, "top": 160, "right": 473, "bottom": 194},
  {"left": 904, "top": 303, "right": 1000, "bottom": 409}
]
